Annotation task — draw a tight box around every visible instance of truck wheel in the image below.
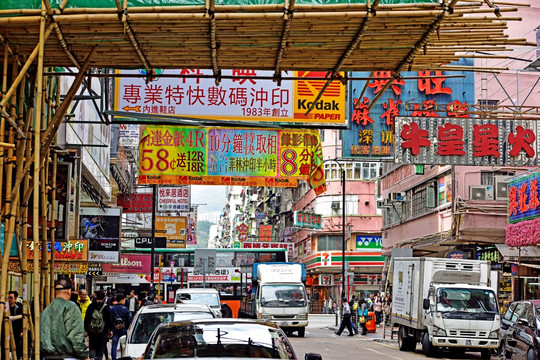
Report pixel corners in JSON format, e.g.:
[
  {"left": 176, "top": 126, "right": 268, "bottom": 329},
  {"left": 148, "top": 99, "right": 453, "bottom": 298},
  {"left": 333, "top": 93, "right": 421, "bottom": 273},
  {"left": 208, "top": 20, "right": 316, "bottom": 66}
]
[
  {"left": 298, "top": 327, "right": 305, "bottom": 338},
  {"left": 480, "top": 349, "right": 491, "bottom": 359},
  {"left": 422, "top": 332, "right": 438, "bottom": 358},
  {"left": 398, "top": 326, "right": 409, "bottom": 351},
  {"left": 527, "top": 348, "right": 536, "bottom": 360}
]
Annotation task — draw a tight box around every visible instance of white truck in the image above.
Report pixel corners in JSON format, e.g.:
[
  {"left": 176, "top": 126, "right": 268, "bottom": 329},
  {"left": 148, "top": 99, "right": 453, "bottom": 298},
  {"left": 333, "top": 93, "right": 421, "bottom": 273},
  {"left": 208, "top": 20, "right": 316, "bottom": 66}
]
[
  {"left": 392, "top": 257, "right": 500, "bottom": 359},
  {"left": 239, "top": 262, "right": 308, "bottom": 337}
]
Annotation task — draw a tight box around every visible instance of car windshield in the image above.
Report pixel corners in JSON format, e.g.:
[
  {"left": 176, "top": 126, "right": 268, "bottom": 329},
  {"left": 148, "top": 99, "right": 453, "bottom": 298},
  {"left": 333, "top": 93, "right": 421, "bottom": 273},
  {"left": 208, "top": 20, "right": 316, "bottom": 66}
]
[
  {"left": 177, "top": 293, "right": 220, "bottom": 307},
  {"left": 131, "top": 312, "right": 213, "bottom": 344},
  {"left": 145, "top": 322, "right": 296, "bottom": 359},
  {"left": 260, "top": 285, "right": 306, "bottom": 307},
  {"left": 436, "top": 288, "right": 498, "bottom": 314}
]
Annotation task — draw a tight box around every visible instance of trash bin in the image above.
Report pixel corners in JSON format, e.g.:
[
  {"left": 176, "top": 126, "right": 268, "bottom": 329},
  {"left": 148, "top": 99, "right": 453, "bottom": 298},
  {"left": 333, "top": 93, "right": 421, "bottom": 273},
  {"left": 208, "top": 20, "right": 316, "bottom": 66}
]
[{"left": 366, "top": 311, "right": 377, "bottom": 333}]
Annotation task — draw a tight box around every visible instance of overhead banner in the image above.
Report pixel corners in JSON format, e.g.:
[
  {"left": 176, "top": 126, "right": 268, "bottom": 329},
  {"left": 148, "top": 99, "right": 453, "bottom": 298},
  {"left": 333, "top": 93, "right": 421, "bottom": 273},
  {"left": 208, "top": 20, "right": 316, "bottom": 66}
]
[
  {"left": 343, "top": 59, "right": 475, "bottom": 160},
  {"left": 138, "top": 126, "right": 326, "bottom": 194},
  {"left": 115, "top": 70, "right": 346, "bottom": 128},
  {"left": 395, "top": 117, "right": 539, "bottom": 166}
]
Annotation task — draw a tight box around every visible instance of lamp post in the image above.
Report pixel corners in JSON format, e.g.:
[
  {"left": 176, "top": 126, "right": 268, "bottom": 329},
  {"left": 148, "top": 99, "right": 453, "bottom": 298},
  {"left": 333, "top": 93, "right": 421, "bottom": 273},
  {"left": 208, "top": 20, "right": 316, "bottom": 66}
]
[{"left": 323, "top": 159, "right": 347, "bottom": 301}]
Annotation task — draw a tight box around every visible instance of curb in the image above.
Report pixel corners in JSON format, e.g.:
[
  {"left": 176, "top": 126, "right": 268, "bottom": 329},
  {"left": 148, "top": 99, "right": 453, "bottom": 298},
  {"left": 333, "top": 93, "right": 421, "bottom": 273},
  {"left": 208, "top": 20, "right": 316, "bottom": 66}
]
[{"left": 325, "top": 326, "right": 396, "bottom": 342}]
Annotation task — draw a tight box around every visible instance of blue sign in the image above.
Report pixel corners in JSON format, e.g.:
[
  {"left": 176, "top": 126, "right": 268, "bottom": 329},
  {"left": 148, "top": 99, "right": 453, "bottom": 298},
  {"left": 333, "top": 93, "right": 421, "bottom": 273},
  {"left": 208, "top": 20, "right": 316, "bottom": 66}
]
[
  {"left": 343, "top": 58, "right": 475, "bottom": 160},
  {"left": 0, "top": 223, "right": 18, "bottom": 257},
  {"left": 355, "top": 235, "right": 382, "bottom": 250},
  {"left": 508, "top": 170, "right": 540, "bottom": 224}
]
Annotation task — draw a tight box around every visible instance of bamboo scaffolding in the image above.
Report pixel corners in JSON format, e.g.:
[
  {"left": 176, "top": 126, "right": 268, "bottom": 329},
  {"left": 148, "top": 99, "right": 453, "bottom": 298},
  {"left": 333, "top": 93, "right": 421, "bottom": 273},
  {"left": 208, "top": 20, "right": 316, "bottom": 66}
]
[
  {"left": 273, "top": 0, "right": 295, "bottom": 82},
  {"left": 207, "top": 0, "right": 221, "bottom": 86}
]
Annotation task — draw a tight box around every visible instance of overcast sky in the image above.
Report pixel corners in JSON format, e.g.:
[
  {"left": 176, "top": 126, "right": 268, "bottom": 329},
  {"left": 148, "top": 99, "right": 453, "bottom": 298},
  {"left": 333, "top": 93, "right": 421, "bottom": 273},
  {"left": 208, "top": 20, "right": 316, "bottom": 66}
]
[{"left": 191, "top": 185, "right": 227, "bottom": 224}]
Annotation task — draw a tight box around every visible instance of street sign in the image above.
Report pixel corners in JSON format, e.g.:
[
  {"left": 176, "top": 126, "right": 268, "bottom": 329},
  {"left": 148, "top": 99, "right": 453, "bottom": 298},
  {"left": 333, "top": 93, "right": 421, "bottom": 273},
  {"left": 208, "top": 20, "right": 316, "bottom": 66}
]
[
  {"left": 194, "top": 249, "right": 216, "bottom": 274},
  {"left": 87, "top": 264, "right": 103, "bottom": 277},
  {"left": 233, "top": 241, "right": 241, "bottom": 249}
]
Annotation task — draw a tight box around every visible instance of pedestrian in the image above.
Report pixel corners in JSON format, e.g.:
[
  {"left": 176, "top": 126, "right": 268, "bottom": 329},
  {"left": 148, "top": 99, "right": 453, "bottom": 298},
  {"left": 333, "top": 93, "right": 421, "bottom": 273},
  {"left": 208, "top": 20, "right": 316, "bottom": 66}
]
[
  {"left": 84, "top": 289, "right": 113, "bottom": 360},
  {"left": 8, "top": 290, "right": 23, "bottom": 359},
  {"left": 322, "top": 296, "right": 328, "bottom": 314},
  {"left": 40, "top": 278, "right": 90, "bottom": 360},
  {"left": 70, "top": 291, "right": 81, "bottom": 311},
  {"left": 142, "top": 292, "right": 155, "bottom": 307},
  {"left": 348, "top": 295, "right": 360, "bottom": 335},
  {"left": 125, "top": 290, "right": 140, "bottom": 318},
  {"left": 383, "top": 294, "right": 392, "bottom": 325},
  {"left": 110, "top": 294, "right": 132, "bottom": 360},
  {"left": 334, "top": 297, "right": 354, "bottom": 336},
  {"left": 373, "top": 295, "right": 383, "bottom": 326},
  {"left": 358, "top": 299, "right": 369, "bottom": 335},
  {"left": 78, "top": 289, "right": 91, "bottom": 322}
]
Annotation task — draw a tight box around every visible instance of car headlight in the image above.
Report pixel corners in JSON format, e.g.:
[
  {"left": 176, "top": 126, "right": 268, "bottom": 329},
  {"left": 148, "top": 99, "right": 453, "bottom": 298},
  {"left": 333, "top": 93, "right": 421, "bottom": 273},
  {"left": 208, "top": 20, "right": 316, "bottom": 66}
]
[
  {"left": 489, "top": 331, "right": 498, "bottom": 339},
  {"left": 297, "top": 314, "right": 308, "bottom": 320},
  {"left": 433, "top": 326, "right": 446, "bottom": 336},
  {"left": 259, "top": 313, "right": 271, "bottom": 320}
]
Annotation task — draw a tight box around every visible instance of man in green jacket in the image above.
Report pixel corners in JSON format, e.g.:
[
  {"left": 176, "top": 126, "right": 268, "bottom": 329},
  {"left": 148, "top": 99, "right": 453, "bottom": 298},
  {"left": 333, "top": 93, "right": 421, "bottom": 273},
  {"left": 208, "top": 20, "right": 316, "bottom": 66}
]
[{"left": 41, "top": 278, "right": 90, "bottom": 360}]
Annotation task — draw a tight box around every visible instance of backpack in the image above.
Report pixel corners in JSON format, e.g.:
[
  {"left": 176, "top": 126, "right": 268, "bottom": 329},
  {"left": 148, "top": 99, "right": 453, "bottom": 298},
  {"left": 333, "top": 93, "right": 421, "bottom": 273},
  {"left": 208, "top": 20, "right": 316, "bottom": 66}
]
[
  {"left": 88, "top": 303, "right": 107, "bottom": 335},
  {"left": 114, "top": 317, "right": 125, "bottom": 330}
]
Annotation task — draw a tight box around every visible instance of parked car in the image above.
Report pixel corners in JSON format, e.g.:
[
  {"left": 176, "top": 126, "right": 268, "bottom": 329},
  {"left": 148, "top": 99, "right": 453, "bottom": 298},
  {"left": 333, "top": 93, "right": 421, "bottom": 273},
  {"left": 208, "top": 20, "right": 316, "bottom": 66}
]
[
  {"left": 176, "top": 288, "right": 222, "bottom": 318},
  {"left": 499, "top": 299, "right": 540, "bottom": 360},
  {"left": 139, "top": 319, "right": 322, "bottom": 359},
  {"left": 119, "top": 303, "right": 215, "bottom": 358}
]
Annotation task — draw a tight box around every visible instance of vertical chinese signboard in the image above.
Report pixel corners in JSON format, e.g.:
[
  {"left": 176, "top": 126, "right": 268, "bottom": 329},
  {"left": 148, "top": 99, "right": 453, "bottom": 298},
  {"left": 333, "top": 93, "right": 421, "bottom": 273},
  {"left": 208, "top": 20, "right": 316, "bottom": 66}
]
[
  {"left": 115, "top": 69, "right": 345, "bottom": 128},
  {"left": 259, "top": 225, "right": 272, "bottom": 242},
  {"left": 343, "top": 59, "right": 475, "bottom": 160},
  {"left": 506, "top": 170, "right": 540, "bottom": 247}
]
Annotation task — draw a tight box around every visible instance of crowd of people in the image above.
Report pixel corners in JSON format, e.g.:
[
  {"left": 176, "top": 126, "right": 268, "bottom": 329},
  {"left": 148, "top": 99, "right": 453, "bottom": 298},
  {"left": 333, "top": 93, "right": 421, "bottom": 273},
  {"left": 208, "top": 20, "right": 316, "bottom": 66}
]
[
  {"left": 39, "top": 278, "right": 159, "bottom": 360},
  {"left": 332, "top": 292, "right": 393, "bottom": 337}
]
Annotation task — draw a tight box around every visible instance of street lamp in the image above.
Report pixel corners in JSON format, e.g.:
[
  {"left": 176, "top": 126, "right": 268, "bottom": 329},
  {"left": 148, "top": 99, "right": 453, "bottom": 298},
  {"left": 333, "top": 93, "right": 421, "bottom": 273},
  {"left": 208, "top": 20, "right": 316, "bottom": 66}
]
[{"left": 323, "top": 159, "right": 347, "bottom": 301}]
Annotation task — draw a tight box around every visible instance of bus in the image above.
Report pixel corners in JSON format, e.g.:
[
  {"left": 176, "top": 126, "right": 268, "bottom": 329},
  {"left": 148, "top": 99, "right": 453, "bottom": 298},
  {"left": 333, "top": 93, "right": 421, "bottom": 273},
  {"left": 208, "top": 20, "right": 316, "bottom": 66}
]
[{"left": 107, "top": 247, "right": 289, "bottom": 317}]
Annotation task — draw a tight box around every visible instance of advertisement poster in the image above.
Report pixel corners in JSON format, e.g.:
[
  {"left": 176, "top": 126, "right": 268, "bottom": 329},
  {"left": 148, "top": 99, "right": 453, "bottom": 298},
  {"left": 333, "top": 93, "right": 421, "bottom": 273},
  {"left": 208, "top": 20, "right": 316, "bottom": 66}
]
[
  {"left": 115, "top": 69, "right": 345, "bottom": 128},
  {"left": 102, "top": 254, "right": 151, "bottom": 274},
  {"left": 79, "top": 207, "right": 122, "bottom": 263},
  {"left": 138, "top": 126, "right": 326, "bottom": 195},
  {"left": 155, "top": 216, "right": 187, "bottom": 248}
]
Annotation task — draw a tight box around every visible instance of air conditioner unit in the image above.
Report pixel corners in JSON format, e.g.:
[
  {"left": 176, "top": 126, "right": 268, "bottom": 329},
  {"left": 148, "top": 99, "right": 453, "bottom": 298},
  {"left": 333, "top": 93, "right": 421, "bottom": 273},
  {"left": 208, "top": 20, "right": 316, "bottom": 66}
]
[
  {"left": 495, "top": 176, "right": 511, "bottom": 201},
  {"left": 331, "top": 202, "right": 341, "bottom": 209},
  {"left": 377, "top": 199, "right": 392, "bottom": 209},
  {"left": 469, "top": 185, "right": 494, "bottom": 200},
  {"left": 389, "top": 192, "right": 406, "bottom": 202}
]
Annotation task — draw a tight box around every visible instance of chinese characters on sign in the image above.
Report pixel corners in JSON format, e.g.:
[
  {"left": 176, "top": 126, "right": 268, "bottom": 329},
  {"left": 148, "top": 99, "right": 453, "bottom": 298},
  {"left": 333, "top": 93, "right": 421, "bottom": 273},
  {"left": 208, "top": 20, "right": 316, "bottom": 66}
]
[
  {"left": 259, "top": 225, "right": 272, "bottom": 242},
  {"left": 508, "top": 171, "right": 540, "bottom": 225},
  {"left": 25, "top": 239, "right": 88, "bottom": 261},
  {"left": 293, "top": 211, "right": 322, "bottom": 229},
  {"left": 395, "top": 117, "right": 539, "bottom": 166},
  {"left": 115, "top": 70, "right": 345, "bottom": 127},
  {"left": 157, "top": 186, "right": 190, "bottom": 212},
  {"left": 117, "top": 193, "right": 153, "bottom": 213},
  {"left": 242, "top": 241, "right": 294, "bottom": 259},
  {"left": 344, "top": 59, "right": 475, "bottom": 160},
  {"left": 138, "top": 126, "right": 326, "bottom": 195},
  {"left": 155, "top": 216, "right": 187, "bottom": 248}
]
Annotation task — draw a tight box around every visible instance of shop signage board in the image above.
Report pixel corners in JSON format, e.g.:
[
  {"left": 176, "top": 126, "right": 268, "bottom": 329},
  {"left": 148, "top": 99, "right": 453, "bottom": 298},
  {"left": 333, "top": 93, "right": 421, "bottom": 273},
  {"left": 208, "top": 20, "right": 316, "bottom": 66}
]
[
  {"left": 115, "top": 70, "right": 346, "bottom": 128},
  {"left": 137, "top": 126, "right": 326, "bottom": 195},
  {"left": 319, "top": 274, "right": 333, "bottom": 286},
  {"left": 118, "top": 124, "right": 140, "bottom": 147},
  {"left": 157, "top": 186, "right": 190, "bottom": 212},
  {"left": 355, "top": 235, "right": 382, "bottom": 250},
  {"left": 102, "top": 254, "right": 151, "bottom": 274},
  {"left": 24, "top": 239, "right": 89, "bottom": 261},
  {"left": 293, "top": 211, "right": 322, "bottom": 229},
  {"left": 80, "top": 207, "right": 122, "bottom": 263},
  {"left": 259, "top": 225, "right": 272, "bottom": 242},
  {"left": 303, "top": 251, "right": 385, "bottom": 271},
  {"left": 117, "top": 193, "right": 153, "bottom": 213},
  {"left": 156, "top": 216, "right": 186, "bottom": 248},
  {"left": 242, "top": 241, "right": 294, "bottom": 259},
  {"left": 134, "top": 236, "right": 167, "bottom": 249},
  {"left": 343, "top": 59, "right": 475, "bottom": 160},
  {"left": 185, "top": 267, "right": 241, "bottom": 283},
  {"left": 506, "top": 170, "right": 540, "bottom": 247},
  {"left": 9, "top": 261, "right": 88, "bottom": 274},
  {"left": 395, "top": 117, "right": 539, "bottom": 166}
]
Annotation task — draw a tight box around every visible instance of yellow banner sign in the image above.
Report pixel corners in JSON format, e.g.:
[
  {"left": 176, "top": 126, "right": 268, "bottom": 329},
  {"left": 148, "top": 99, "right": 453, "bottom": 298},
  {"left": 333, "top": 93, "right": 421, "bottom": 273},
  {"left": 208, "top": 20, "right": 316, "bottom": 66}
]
[
  {"left": 9, "top": 261, "right": 88, "bottom": 275},
  {"left": 138, "top": 126, "right": 326, "bottom": 194},
  {"left": 25, "top": 239, "right": 89, "bottom": 262}
]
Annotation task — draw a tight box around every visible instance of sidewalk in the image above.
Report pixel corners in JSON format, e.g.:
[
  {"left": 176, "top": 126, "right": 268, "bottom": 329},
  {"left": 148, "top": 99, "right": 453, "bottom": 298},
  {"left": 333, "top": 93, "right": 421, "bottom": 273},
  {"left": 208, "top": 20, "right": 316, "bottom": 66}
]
[{"left": 309, "top": 314, "right": 398, "bottom": 343}]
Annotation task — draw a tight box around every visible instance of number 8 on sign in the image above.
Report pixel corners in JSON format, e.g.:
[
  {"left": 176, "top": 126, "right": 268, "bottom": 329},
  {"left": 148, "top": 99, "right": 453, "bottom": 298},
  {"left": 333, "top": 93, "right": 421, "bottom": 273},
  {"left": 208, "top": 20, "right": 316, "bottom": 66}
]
[{"left": 281, "top": 149, "right": 297, "bottom": 175}]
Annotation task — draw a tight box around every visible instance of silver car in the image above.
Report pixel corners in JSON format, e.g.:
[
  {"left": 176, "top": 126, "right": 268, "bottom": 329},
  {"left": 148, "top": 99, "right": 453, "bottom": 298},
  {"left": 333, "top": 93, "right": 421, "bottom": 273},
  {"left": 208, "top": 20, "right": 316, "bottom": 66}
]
[{"left": 119, "top": 303, "right": 215, "bottom": 358}]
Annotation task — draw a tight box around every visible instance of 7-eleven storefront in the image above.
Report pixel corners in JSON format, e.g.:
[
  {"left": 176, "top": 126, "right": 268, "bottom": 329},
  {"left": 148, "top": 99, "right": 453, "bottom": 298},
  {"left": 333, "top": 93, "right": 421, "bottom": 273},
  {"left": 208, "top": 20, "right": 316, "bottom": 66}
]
[{"left": 301, "top": 235, "right": 385, "bottom": 308}]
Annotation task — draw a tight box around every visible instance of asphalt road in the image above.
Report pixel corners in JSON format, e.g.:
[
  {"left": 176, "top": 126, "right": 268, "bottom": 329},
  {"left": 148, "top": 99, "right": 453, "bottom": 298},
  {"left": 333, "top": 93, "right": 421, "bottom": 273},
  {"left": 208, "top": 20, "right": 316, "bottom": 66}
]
[{"left": 288, "top": 315, "right": 497, "bottom": 360}]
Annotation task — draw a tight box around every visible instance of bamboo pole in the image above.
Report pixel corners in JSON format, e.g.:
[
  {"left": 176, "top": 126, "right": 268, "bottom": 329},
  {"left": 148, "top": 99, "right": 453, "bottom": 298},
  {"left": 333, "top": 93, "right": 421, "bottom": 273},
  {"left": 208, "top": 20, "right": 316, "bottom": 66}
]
[
  {"left": 49, "top": 151, "right": 57, "bottom": 306},
  {"left": 33, "top": 3, "right": 47, "bottom": 359},
  {"left": 207, "top": 0, "right": 221, "bottom": 86},
  {"left": 273, "top": 0, "right": 295, "bottom": 81}
]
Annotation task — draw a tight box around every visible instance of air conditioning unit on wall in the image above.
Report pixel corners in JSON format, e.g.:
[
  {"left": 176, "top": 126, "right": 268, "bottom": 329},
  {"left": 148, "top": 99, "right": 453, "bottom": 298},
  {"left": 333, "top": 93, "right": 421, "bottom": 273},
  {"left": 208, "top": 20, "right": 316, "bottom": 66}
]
[
  {"left": 331, "top": 202, "right": 340, "bottom": 209},
  {"left": 495, "top": 176, "right": 511, "bottom": 200},
  {"left": 469, "top": 185, "right": 494, "bottom": 200}
]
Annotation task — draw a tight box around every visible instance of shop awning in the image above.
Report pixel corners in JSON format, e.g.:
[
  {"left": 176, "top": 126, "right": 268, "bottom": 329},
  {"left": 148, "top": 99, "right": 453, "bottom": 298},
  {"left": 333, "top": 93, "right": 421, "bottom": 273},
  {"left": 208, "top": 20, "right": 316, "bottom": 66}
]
[{"left": 495, "top": 244, "right": 540, "bottom": 261}]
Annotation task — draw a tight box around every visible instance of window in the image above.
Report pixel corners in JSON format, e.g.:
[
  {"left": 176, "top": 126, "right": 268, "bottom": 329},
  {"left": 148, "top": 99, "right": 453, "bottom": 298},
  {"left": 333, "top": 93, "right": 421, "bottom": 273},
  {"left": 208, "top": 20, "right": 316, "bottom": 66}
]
[
  {"left": 504, "top": 302, "right": 517, "bottom": 321},
  {"left": 324, "top": 162, "right": 381, "bottom": 181},
  {"left": 481, "top": 171, "right": 515, "bottom": 186},
  {"left": 412, "top": 183, "right": 428, "bottom": 217},
  {"left": 317, "top": 235, "right": 343, "bottom": 251},
  {"left": 320, "top": 130, "right": 325, "bottom": 142}
]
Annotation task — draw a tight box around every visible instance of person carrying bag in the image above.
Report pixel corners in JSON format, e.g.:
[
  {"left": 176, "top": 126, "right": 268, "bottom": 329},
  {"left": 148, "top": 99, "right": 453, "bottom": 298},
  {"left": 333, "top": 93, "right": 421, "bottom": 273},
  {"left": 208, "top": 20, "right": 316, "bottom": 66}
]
[{"left": 358, "top": 299, "right": 369, "bottom": 335}]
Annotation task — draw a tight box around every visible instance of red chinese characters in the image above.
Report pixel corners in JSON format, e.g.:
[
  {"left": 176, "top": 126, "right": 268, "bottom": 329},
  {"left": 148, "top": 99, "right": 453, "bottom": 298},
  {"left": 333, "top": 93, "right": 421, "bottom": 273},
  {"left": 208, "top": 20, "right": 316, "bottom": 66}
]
[
  {"left": 380, "top": 99, "right": 402, "bottom": 126},
  {"left": 351, "top": 97, "right": 374, "bottom": 126},
  {"left": 509, "top": 126, "right": 536, "bottom": 157},
  {"left": 368, "top": 71, "right": 405, "bottom": 96},
  {"left": 418, "top": 71, "right": 452, "bottom": 95},
  {"left": 400, "top": 122, "right": 431, "bottom": 155},
  {"left": 437, "top": 123, "right": 465, "bottom": 156},
  {"left": 508, "top": 186, "right": 518, "bottom": 216},
  {"left": 518, "top": 183, "right": 530, "bottom": 213},
  {"left": 473, "top": 124, "right": 500, "bottom": 157}
]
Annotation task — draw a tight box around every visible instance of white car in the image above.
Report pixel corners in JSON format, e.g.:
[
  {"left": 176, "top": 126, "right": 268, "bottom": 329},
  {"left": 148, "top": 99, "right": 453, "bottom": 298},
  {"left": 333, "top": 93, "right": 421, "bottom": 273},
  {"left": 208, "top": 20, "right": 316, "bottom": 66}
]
[
  {"left": 175, "top": 288, "right": 222, "bottom": 318},
  {"left": 119, "top": 303, "right": 215, "bottom": 358}
]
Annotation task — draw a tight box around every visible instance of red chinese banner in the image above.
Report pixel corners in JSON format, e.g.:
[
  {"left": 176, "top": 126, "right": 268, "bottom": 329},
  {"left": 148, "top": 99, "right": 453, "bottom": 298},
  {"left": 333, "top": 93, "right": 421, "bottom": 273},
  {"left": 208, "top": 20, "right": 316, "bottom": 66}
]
[
  {"left": 395, "top": 117, "right": 539, "bottom": 166},
  {"left": 117, "top": 193, "right": 153, "bottom": 213},
  {"left": 259, "top": 225, "right": 272, "bottom": 242}
]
